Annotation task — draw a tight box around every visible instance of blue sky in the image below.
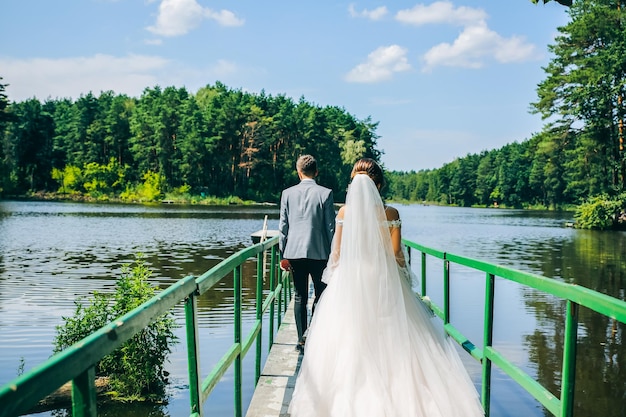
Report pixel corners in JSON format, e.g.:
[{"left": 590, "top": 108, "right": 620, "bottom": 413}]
[{"left": 1, "top": 0, "right": 570, "bottom": 171}]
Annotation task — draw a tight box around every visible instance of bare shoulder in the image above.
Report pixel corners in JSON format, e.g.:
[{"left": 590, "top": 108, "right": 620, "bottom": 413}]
[{"left": 385, "top": 205, "right": 400, "bottom": 221}]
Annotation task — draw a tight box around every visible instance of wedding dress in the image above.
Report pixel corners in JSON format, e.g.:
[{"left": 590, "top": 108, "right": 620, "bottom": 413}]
[{"left": 288, "top": 174, "right": 484, "bottom": 417}]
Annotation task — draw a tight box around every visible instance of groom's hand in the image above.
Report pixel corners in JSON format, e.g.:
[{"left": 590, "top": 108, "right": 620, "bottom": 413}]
[{"left": 280, "top": 259, "right": 292, "bottom": 272}]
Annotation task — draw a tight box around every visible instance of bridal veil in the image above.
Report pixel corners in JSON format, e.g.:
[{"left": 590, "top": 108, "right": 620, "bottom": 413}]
[{"left": 288, "top": 174, "right": 484, "bottom": 417}]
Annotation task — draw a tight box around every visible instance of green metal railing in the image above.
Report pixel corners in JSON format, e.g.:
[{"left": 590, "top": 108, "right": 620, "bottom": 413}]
[
  {"left": 3, "top": 234, "right": 625, "bottom": 417},
  {"left": 403, "top": 238, "right": 626, "bottom": 417},
  {"left": 0, "top": 235, "right": 291, "bottom": 417}
]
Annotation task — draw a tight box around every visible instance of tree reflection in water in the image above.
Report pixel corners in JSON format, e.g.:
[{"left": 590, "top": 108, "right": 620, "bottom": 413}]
[{"left": 522, "top": 230, "right": 625, "bottom": 417}]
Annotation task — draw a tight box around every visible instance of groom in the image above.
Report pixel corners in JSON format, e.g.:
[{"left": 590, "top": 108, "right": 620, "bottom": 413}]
[{"left": 279, "top": 155, "right": 335, "bottom": 354}]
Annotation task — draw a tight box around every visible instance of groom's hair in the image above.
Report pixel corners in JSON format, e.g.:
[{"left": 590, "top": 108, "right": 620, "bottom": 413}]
[{"left": 296, "top": 155, "right": 318, "bottom": 177}]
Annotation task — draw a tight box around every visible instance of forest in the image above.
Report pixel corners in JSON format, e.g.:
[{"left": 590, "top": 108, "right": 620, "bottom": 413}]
[
  {"left": 386, "top": 0, "right": 626, "bottom": 226},
  {"left": 0, "top": 80, "right": 380, "bottom": 204},
  {"left": 0, "top": 0, "right": 625, "bottom": 227}
]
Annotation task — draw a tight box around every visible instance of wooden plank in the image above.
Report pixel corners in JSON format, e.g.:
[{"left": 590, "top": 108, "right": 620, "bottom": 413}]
[{"left": 245, "top": 300, "right": 300, "bottom": 417}]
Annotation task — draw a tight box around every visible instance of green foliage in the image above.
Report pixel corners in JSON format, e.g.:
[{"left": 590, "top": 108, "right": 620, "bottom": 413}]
[
  {"left": 53, "top": 255, "right": 178, "bottom": 401},
  {"left": 338, "top": 126, "right": 367, "bottom": 166},
  {"left": 532, "top": 0, "right": 626, "bottom": 193},
  {"left": 51, "top": 165, "right": 82, "bottom": 194},
  {"left": 531, "top": 0, "right": 572, "bottom": 5},
  {"left": 574, "top": 193, "right": 626, "bottom": 230},
  {"left": 173, "top": 184, "right": 191, "bottom": 195},
  {"left": 2, "top": 82, "right": 380, "bottom": 202},
  {"left": 50, "top": 159, "right": 126, "bottom": 199},
  {"left": 0, "top": 77, "right": 10, "bottom": 195},
  {"left": 161, "top": 184, "right": 254, "bottom": 205},
  {"left": 201, "top": 195, "right": 247, "bottom": 205},
  {"left": 2, "top": 98, "right": 55, "bottom": 192},
  {"left": 388, "top": 1, "right": 626, "bottom": 213},
  {"left": 82, "top": 158, "right": 126, "bottom": 199},
  {"left": 120, "top": 171, "right": 164, "bottom": 202}
]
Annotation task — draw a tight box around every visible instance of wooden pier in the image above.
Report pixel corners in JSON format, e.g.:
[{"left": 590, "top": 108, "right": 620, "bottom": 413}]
[{"left": 245, "top": 299, "right": 301, "bottom": 417}]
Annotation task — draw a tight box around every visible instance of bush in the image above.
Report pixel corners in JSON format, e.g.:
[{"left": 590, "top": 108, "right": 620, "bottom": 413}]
[
  {"left": 53, "top": 255, "right": 178, "bottom": 402},
  {"left": 51, "top": 165, "right": 83, "bottom": 195},
  {"left": 574, "top": 194, "right": 625, "bottom": 230},
  {"left": 120, "top": 171, "right": 164, "bottom": 202}
]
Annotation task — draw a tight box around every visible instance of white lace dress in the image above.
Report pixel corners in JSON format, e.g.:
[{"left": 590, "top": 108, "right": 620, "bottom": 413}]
[{"left": 288, "top": 174, "right": 484, "bottom": 417}]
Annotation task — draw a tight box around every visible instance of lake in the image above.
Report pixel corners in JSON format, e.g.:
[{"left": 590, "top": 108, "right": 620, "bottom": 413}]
[{"left": 0, "top": 200, "right": 624, "bottom": 417}]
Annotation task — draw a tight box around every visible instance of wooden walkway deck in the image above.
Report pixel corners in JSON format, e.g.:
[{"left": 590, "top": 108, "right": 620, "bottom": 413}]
[{"left": 245, "top": 300, "right": 302, "bottom": 417}]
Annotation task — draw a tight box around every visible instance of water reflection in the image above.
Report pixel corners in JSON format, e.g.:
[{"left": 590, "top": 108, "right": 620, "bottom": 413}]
[
  {"left": 504, "top": 229, "right": 626, "bottom": 416},
  {"left": 1, "top": 201, "right": 625, "bottom": 416}
]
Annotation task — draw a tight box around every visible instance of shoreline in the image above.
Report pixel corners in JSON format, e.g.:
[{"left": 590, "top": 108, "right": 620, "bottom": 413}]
[
  {"left": 2, "top": 193, "right": 577, "bottom": 212},
  {"left": 0, "top": 192, "right": 278, "bottom": 207}
]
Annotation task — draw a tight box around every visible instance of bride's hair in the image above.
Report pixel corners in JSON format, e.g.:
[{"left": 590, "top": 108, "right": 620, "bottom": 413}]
[{"left": 351, "top": 158, "right": 384, "bottom": 189}]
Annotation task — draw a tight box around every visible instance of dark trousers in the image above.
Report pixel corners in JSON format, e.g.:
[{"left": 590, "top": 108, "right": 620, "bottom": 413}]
[{"left": 289, "top": 258, "right": 328, "bottom": 344}]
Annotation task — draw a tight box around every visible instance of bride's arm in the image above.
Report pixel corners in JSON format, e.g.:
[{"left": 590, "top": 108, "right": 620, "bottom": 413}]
[
  {"left": 322, "top": 206, "right": 343, "bottom": 285},
  {"left": 329, "top": 206, "right": 345, "bottom": 264},
  {"left": 386, "top": 206, "right": 405, "bottom": 267}
]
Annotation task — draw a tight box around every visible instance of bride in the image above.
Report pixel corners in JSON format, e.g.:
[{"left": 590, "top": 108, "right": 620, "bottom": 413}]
[{"left": 288, "top": 158, "right": 484, "bottom": 417}]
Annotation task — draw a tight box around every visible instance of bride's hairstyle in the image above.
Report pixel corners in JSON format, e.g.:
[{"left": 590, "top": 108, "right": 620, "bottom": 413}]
[{"left": 351, "top": 158, "right": 384, "bottom": 189}]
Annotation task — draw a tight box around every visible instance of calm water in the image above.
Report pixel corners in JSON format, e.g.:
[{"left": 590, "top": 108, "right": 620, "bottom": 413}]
[{"left": 0, "top": 201, "right": 624, "bottom": 417}]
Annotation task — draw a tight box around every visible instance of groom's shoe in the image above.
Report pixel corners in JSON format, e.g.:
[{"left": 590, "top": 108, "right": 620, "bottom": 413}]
[{"left": 295, "top": 342, "right": 305, "bottom": 354}]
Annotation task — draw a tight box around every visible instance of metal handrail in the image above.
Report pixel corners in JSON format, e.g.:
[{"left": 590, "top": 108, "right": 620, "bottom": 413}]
[
  {"left": 403, "top": 239, "right": 626, "bottom": 417},
  {"left": 3, "top": 234, "right": 624, "bottom": 417},
  {"left": 0, "top": 235, "right": 290, "bottom": 417}
]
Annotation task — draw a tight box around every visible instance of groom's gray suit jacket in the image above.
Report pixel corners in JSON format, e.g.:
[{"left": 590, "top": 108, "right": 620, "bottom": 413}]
[{"left": 279, "top": 179, "right": 335, "bottom": 260}]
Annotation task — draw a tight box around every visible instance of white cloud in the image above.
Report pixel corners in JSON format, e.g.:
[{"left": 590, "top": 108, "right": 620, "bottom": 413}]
[
  {"left": 395, "top": 1, "right": 486, "bottom": 26},
  {"left": 345, "top": 45, "right": 411, "bottom": 83},
  {"left": 494, "top": 35, "right": 538, "bottom": 63},
  {"left": 422, "top": 23, "right": 538, "bottom": 71},
  {"left": 393, "top": 1, "right": 538, "bottom": 71},
  {"left": 205, "top": 9, "right": 245, "bottom": 27},
  {"left": 1, "top": 54, "right": 170, "bottom": 101},
  {"left": 147, "top": 0, "right": 243, "bottom": 38},
  {"left": 348, "top": 4, "right": 388, "bottom": 20},
  {"left": 0, "top": 54, "right": 244, "bottom": 102}
]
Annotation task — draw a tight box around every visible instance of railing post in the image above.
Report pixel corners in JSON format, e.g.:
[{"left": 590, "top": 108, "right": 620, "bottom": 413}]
[
  {"left": 443, "top": 256, "right": 450, "bottom": 325},
  {"left": 482, "top": 273, "right": 495, "bottom": 417},
  {"left": 185, "top": 291, "right": 203, "bottom": 417},
  {"left": 560, "top": 301, "right": 579, "bottom": 417},
  {"left": 421, "top": 252, "right": 427, "bottom": 297},
  {"left": 255, "top": 252, "right": 263, "bottom": 383},
  {"left": 281, "top": 270, "right": 290, "bottom": 321},
  {"left": 269, "top": 246, "right": 276, "bottom": 347},
  {"left": 72, "top": 366, "right": 97, "bottom": 417},
  {"left": 287, "top": 268, "right": 293, "bottom": 300},
  {"left": 278, "top": 271, "right": 284, "bottom": 327},
  {"left": 234, "top": 265, "right": 243, "bottom": 417}
]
